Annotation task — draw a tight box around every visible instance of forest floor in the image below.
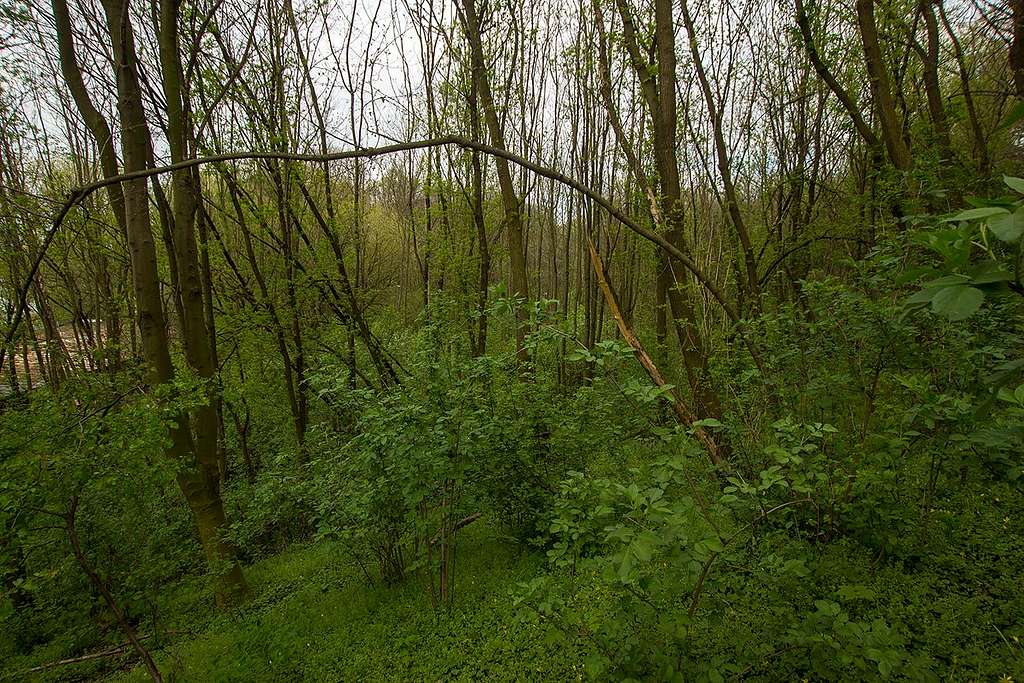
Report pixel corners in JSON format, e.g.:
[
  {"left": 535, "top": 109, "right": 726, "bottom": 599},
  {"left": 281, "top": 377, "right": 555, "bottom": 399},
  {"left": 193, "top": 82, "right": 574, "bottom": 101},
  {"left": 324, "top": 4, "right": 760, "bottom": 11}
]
[
  {"left": 12, "top": 521, "right": 584, "bottom": 682},
  {"left": 6, "top": 480, "right": 1024, "bottom": 681}
]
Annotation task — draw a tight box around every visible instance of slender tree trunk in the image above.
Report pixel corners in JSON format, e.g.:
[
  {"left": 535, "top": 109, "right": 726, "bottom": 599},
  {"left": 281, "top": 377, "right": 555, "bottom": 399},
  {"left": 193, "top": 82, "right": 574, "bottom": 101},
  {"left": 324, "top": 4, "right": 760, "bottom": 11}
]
[
  {"left": 51, "top": 0, "right": 128, "bottom": 242},
  {"left": 679, "top": 0, "right": 760, "bottom": 308},
  {"left": 460, "top": 0, "right": 530, "bottom": 366},
  {"left": 917, "top": 0, "right": 953, "bottom": 159},
  {"left": 99, "top": 0, "right": 246, "bottom": 608},
  {"left": 64, "top": 497, "right": 162, "bottom": 682},
  {"left": 856, "top": 0, "right": 913, "bottom": 171},
  {"left": 611, "top": 0, "right": 725, "bottom": 426},
  {"left": 795, "top": 0, "right": 881, "bottom": 151},
  {"left": 470, "top": 79, "right": 490, "bottom": 357},
  {"left": 938, "top": 3, "right": 990, "bottom": 174},
  {"left": 1011, "top": 0, "right": 1024, "bottom": 98}
]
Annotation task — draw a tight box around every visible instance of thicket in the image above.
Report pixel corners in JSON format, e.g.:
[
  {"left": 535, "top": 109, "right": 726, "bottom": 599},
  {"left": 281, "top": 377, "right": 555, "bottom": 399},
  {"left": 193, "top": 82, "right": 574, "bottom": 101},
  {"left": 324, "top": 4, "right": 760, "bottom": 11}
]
[{"left": 1, "top": 0, "right": 1023, "bottom": 680}]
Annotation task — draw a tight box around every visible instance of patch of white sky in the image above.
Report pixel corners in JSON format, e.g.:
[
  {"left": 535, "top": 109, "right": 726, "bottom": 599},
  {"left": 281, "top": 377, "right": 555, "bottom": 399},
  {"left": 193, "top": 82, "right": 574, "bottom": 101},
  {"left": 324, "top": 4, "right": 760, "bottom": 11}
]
[{"left": 0, "top": 0, "right": 996, "bottom": 198}]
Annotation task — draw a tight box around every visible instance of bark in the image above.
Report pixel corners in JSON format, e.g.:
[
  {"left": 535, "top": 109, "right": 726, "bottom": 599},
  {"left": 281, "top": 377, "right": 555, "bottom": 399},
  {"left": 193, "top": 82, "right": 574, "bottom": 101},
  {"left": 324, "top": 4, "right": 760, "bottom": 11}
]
[
  {"left": 611, "top": 0, "right": 725, "bottom": 425},
  {"left": 587, "top": 239, "right": 723, "bottom": 467},
  {"left": 51, "top": 0, "right": 128, "bottom": 241},
  {"left": 64, "top": 497, "right": 162, "bottom": 682},
  {"left": 469, "top": 75, "right": 491, "bottom": 356},
  {"left": 917, "top": 0, "right": 954, "bottom": 160},
  {"left": 99, "top": 0, "right": 246, "bottom": 607},
  {"left": 227, "top": 399, "right": 256, "bottom": 485},
  {"left": 158, "top": 0, "right": 230, "bottom": 469},
  {"left": 459, "top": 0, "right": 530, "bottom": 366},
  {"left": 679, "top": 0, "right": 760, "bottom": 307},
  {"left": 794, "top": 0, "right": 881, "bottom": 151},
  {"left": 938, "top": 3, "right": 990, "bottom": 173},
  {"left": 268, "top": 2, "right": 308, "bottom": 449},
  {"left": 221, "top": 172, "right": 305, "bottom": 444},
  {"left": 196, "top": 208, "right": 227, "bottom": 477},
  {"left": 1012, "top": 0, "right": 1024, "bottom": 98},
  {"left": 855, "top": 0, "right": 913, "bottom": 170}
]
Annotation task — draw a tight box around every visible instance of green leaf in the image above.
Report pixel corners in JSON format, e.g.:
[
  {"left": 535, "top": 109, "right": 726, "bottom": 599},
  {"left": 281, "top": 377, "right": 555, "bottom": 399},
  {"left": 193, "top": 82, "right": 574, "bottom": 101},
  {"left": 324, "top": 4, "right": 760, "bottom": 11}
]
[
  {"left": 904, "top": 288, "right": 938, "bottom": 306},
  {"left": 618, "top": 551, "right": 634, "bottom": 581},
  {"left": 944, "top": 207, "right": 1008, "bottom": 222},
  {"left": 987, "top": 208, "right": 1024, "bottom": 242},
  {"left": 1000, "top": 100, "right": 1024, "bottom": 129},
  {"left": 878, "top": 658, "right": 893, "bottom": 678},
  {"left": 782, "top": 558, "right": 810, "bottom": 577},
  {"left": 896, "top": 265, "right": 940, "bottom": 285},
  {"left": 968, "top": 261, "right": 1014, "bottom": 284},
  {"left": 931, "top": 285, "right": 984, "bottom": 321},
  {"left": 1004, "top": 176, "right": 1024, "bottom": 195},
  {"left": 923, "top": 274, "right": 971, "bottom": 287},
  {"left": 632, "top": 538, "right": 653, "bottom": 562},
  {"left": 703, "top": 536, "right": 724, "bottom": 553},
  {"left": 583, "top": 654, "right": 606, "bottom": 677},
  {"left": 837, "top": 584, "right": 877, "bottom": 600},
  {"left": 905, "top": 275, "right": 969, "bottom": 306}
]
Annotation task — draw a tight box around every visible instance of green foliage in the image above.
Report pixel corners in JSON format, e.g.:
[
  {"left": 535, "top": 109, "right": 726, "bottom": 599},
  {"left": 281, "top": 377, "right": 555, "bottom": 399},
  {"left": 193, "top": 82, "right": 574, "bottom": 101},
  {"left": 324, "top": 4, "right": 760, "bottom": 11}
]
[
  {"left": 0, "top": 373, "right": 202, "bottom": 664},
  {"left": 5, "top": 176, "right": 1024, "bottom": 682},
  {"left": 905, "top": 176, "right": 1024, "bottom": 321},
  {"left": 784, "top": 599, "right": 922, "bottom": 679}
]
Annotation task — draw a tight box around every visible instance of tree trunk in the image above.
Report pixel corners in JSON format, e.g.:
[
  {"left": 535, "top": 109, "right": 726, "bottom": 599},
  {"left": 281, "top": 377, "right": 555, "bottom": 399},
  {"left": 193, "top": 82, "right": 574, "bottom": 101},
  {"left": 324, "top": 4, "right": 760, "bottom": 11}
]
[
  {"left": 99, "top": 0, "right": 247, "bottom": 608},
  {"left": 460, "top": 0, "right": 530, "bottom": 367},
  {"left": 611, "top": 0, "right": 725, "bottom": 426},
  {"left": 795, "top": 0, "right": 881, "bottom": 151},
  {"left": 856, "top": 0, "right": 913, "bottom": 171},
  {"left": 679, "top": 0, "right": 760, "bottom": 308},
  {"left": 64, "top": 497, "right": 162, "bottom": 683},
  {"left": 1011, "top": 0, "right": 1024, "bottom": 98}
]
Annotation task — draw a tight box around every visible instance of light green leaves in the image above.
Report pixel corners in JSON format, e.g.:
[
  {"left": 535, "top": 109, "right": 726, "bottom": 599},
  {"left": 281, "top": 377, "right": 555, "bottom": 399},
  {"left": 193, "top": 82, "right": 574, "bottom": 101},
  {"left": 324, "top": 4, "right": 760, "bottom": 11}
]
[
  {"left": 915, "top": 226, "right": 972, "bottom": 269},
  {"left": 941, "top": 186, "right": 1024, "bottom": 243},
  {"left": 930, "top": 284, "right": 984, "bottom": 321},
  {"left": 906, "top": 179, "right": 1024, "bottom": 322},
  {"left": 905, "top": 262, "right": 1012, "bottom": 321},
  {"left": 566, "top": 339, "right": 634, "bottom": 367},
  {"left": 622, "top": 379, "right": 676, "bottom": 405},
  {"left": 905, "top": 275, "right": 965, "bottom": 304},
  {"left": 997, "top": 383, "right": 1024, "bottom": 407},
  {"left": 944, "top": 206, "right": 1008, "bottom": 222},
  {"left": 987, "top": 207, "right": 1024, "bottom": 242},
  {"left": 1004, "top": 175, "right": 1024, "bottom": 195},
  {"left": 617, "top": 549, "right": 634, "bottom": 580},
  {"left": 782, "top": 558, "right": 810, "bottom": 577},
  {"left": 968, "top": 261, "right": 1014, "bottom": 284}
]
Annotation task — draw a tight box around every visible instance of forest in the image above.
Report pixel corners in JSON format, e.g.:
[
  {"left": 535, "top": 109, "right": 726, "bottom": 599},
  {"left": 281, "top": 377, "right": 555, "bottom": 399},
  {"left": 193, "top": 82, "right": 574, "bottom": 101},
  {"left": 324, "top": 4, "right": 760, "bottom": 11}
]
[{"left": 0, "top": 0, "right": 1023, "bottom": 679}]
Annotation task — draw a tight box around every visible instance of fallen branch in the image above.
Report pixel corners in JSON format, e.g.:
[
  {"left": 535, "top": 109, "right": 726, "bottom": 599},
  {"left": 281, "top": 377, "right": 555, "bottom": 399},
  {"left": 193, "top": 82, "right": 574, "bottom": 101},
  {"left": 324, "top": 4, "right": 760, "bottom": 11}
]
[
  {"left": 26, "top": 643, "right": 136, "bottom": 673},
  {"left": 586, "top": 238, "right": 724, "bottom": 467},
  {"left": 22, "top": 631, "right": 183, "bottom": 675}
]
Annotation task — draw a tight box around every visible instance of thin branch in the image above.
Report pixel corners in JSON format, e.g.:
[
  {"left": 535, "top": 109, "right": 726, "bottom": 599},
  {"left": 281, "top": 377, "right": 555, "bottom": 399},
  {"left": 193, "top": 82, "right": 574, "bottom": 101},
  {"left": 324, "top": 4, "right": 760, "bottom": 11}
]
[{"left": 2, "top": 135, "right": 743, "bottom": 372}]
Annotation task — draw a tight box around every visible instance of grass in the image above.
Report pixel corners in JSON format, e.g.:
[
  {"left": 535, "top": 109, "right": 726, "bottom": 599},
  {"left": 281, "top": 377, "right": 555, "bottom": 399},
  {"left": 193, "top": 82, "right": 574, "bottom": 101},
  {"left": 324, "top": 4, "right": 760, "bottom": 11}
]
[
  {"left": 7, "top": 476, "right": 1022, "bottom": 681},
  {"left": 104, "top": 521, "right": 584, "bottom": 682}
]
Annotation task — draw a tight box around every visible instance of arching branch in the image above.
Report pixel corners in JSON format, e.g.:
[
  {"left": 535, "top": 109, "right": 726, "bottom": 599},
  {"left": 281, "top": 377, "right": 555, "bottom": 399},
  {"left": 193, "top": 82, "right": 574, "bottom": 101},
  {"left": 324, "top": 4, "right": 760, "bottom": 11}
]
[{"left": 1, "top": 135, "right": 744, "bottom": 372}]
